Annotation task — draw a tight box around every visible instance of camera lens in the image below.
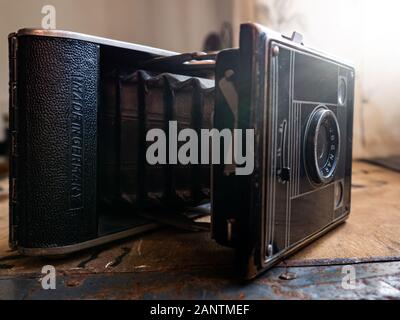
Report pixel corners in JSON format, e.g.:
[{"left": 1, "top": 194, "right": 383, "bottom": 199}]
[{"left": 304, "top": 107, "right": 340, "bottom": 185}]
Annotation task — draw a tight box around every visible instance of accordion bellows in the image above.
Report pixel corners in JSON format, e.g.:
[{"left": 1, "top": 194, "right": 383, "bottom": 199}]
[{"left": 99, "top": 70, "right": 214, "bottom": 210}]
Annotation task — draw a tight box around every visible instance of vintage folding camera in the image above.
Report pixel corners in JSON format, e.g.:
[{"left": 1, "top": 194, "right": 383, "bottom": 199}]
[
  {"left": 212, "top": 23, "right": 355, "bottom": 278},
  {"left": 8, "top": 29, "right": 214, "bottom": 255}
]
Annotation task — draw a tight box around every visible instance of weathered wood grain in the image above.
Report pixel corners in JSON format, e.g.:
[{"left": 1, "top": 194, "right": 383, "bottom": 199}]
[{"left": 0, "top": 161, "right": 399, "bottom": 276}]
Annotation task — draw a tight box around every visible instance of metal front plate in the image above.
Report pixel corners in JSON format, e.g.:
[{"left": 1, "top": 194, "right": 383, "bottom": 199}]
[{"left": 262, "top": 38, "right": 354, "bottom": 272}]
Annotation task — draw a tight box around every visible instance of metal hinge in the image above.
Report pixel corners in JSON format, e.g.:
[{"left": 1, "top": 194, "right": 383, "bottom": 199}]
[
  {"left": 11, "top": 131, "right": 17, "bottom": 157},
  {"left": 9, "top": 180, "right": 19, "bottom": 249},
  {"left": 8, "top": 33, "right": 19, "bottom": 249},
  {"left": 9, "top": 218, "right": 19, "bottom": 249},
  {"left": 9, "top": 33, "right": 18, "bottom": 116}
]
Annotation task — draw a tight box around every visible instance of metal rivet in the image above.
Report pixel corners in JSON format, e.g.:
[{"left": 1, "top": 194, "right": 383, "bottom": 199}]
[
  {"left": 227, "top": 219, "right": 235, "bottom": 242},
  {"left": 267, "top": 244, "right": 273, "bottom": 257},
  {"left": 272, "top": 45, "right": 280, "bottom": 57}
]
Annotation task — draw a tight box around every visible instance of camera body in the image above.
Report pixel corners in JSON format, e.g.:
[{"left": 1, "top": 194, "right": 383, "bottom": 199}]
[
  {"left": 9, "top": 24, "right": 355, "bottom": 279},
  {"left": 212, "top": 23, "right": 355, "bottom": 278}
]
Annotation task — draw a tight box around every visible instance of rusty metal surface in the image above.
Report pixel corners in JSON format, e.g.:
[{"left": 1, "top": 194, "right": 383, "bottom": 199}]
[{"left": 1, "top": 261, "right": 400, "bottom": 300}]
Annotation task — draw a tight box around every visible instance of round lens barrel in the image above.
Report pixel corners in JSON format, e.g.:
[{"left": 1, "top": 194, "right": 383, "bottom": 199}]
[{"left": 304, "top": 107, "right": 340, "bottom": 185}]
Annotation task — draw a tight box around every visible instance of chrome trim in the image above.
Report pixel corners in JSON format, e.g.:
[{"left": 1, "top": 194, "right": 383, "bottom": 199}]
[
  {"left": 16, "top": 29, "right": 178, "bottom": 57},
  {"left": 18, "top": 223, "right": 159, "bottom": 256}
]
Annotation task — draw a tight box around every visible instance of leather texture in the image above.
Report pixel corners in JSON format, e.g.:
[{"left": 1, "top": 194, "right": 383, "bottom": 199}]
[{"left": 13, "top": 35, "right": 99, "bottom": 248}]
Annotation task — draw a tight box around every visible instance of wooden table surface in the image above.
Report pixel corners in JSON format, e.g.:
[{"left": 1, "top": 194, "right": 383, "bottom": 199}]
[{"left": 1, "top": 161, "right": 400, "bottom": 299}]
